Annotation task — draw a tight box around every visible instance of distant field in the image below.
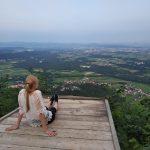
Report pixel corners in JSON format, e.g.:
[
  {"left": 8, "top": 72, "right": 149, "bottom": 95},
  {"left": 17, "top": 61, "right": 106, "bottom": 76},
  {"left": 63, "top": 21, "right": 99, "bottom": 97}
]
[
  {"left": 90, "top": 76, "right": 126, "bottom": 82},
  {"left": 0, "top": 47, "right": 149, "bottom": 94},
  {"left": 0, "top": 64, "right": 13, "bottom": 70},
  {"left": 131, "top": 82, "right": 150, "bottom": 93},
  {"left": 52, "top": 70, "right": 150, "bottom": 93},
  {"left": 52, "top": 70, "right": 127, "bottom": 86},
  {"left": 51, "top": 70, "right": 82, "bottom": 83},
  {"left": 0, "top": 64, "right": 30, "bottom": 77}
]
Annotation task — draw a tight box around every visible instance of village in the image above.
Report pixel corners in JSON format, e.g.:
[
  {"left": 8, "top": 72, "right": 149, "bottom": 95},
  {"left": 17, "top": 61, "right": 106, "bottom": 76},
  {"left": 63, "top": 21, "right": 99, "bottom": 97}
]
[{"left": 60, "top": 78, "right": 150, "bottom": 99}]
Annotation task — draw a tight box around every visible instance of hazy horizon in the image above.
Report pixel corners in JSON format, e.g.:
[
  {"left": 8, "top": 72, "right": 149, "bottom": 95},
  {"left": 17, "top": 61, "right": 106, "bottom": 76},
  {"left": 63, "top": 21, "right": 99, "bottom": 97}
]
[{"left": 0, "top": 0, "right": 150, "bottom": 44}]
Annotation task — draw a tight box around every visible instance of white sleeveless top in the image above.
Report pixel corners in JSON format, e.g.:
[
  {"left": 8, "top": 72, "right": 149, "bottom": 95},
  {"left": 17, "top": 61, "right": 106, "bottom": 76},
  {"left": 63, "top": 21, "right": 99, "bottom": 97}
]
[{"left": 18, "top": 89, "right": 52, "bottom": 127}]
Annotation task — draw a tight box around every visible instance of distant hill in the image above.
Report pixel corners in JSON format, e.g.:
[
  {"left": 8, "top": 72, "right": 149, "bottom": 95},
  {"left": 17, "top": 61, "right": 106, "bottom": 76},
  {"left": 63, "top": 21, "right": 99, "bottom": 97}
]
[{"left": 0, "top": 42, "right": 147, "bottom": 49}]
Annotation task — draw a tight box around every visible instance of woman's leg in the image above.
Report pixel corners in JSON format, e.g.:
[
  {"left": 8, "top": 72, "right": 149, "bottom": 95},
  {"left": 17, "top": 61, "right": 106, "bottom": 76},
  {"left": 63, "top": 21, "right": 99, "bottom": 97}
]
[
  {"left": 53, "top": 102, "right": 58, "bottom": 111},
  {"left": 48, "top": 94, "right": 58, "bottom": 109},
  {"left": 46, "top": 94, "right": 59, "bottom": 124}
]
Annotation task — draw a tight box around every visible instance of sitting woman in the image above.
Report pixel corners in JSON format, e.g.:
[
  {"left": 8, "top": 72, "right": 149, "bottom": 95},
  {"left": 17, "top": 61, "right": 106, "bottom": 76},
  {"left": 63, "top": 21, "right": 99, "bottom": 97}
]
[{"left": 5, "top": 75, "right": 58, "bottom": 137}]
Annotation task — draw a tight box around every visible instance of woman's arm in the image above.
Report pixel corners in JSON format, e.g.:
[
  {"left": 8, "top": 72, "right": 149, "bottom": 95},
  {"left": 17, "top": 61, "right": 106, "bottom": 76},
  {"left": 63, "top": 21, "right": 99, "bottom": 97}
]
[
  {"left": 35, "top": 91, "right": 57, "bottom": 137},
  {"left": 5, "top": 112, "right": 23, "bottom": 131},
  {"left": 5, "top": 90, "right": 25, "bottom": 131},
  {"left": 39, "top": 113, "right": 57, "bottom": 137}
]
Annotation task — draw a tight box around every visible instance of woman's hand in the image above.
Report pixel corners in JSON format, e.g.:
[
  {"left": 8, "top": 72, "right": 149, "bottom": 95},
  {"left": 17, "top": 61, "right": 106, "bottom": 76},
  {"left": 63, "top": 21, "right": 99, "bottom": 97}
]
[
  {"left": 45, "top": 130, "right": 57, "bottom": 137},
  {"left": 39, "top": 113, "right": 57, "bottom": 137},
  {"left": 5, "top": 113, "right": 23, "bottom": 131},
  {"left": 5, "top": 124, "right": 19, "bottom": 131}
]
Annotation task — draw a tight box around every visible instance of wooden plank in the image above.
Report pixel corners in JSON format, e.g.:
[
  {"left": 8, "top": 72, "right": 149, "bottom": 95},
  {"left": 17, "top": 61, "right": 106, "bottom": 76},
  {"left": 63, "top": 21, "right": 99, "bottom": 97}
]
[
  {"left": 1, "top": 117, "right": 109, "bottom": 126},
  {"left": 0, "top": 108, "right": 19, "bottom": 122},
  {"left": 0, "top": 124, "right": 112, "bottom": 140},
  {"left": 1, "top": 117, "right": 29, "bottom": 126},
  {"left": 6, "top": 108, "right": 107, "bottom": 118},
  {"left": 1, "top": 118, "right": 111, "bottom": 131},
  {"left": 10, "top": 115, "right": 108, "bottom": 122},
  {"left": 56, "top": 109, "right": 107, "bottom": 116},
  {"left": 45, "top": 102, "right": 106, "bottom": 109},
  {"left": 57, "top": 103, "right": 106, "bottom": 110},
  {"left": 3, "top": 109, "right": 107, "bottom": 118},
  {"left": 0, "top": 99, "right": 105, "bottom": 121},
  {"left": 105, "top": 99, "right": 121, "bottom": 150},
  {"left": 0, "top": 144, "right": 51, "bottom": 150},
  {"left": 57, "top": 106, "right": 106, "bottom": 111},
  {"left": 56, "top": 114, "right": 108, "bottom": 122},
  {"left": 10, "top": 112, "right": 108, "bottom": 122},
  {"left": 44, "top": 99, "right": 105, "bottom": 104},
  {"left": 0, "top": 133, "right": 115, "bottom": 150},
  {"left": 58, "top": 105, "right": 105, "bottom": 110},
  {"left": 56, "top": 95, "right": 102, "bottom": 100}
]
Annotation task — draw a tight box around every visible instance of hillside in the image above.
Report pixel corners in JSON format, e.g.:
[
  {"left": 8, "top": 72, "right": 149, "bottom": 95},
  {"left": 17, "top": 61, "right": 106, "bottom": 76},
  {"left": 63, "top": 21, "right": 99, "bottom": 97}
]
[{"left": 0, "top": 46, "right": 150, "bottom": 149}]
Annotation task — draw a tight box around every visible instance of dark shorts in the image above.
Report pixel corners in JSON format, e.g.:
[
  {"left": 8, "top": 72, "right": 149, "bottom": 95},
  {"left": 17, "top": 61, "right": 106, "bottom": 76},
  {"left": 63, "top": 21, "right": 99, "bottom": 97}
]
[{"left": 45, "top": 106, "right": 57, "bottom": 124}]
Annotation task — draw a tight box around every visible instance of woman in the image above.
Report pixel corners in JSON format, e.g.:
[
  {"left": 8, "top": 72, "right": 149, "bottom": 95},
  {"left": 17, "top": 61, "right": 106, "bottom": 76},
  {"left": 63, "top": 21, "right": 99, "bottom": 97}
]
[{"left": 5, "top": 75, "right": 58, "bottom": 137}]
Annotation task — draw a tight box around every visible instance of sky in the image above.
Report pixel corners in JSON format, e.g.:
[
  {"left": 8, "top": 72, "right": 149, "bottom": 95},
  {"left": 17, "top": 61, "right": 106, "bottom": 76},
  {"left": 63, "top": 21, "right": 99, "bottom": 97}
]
[{"left": 0, "top": 0, "right": 150, "bottom": 44}]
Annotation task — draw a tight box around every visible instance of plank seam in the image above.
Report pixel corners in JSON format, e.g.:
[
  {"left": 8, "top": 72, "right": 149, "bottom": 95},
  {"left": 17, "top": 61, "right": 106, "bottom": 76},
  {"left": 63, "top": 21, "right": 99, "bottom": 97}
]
[{"left": 1, "top": 133, "right": 113, "bottom": 141}]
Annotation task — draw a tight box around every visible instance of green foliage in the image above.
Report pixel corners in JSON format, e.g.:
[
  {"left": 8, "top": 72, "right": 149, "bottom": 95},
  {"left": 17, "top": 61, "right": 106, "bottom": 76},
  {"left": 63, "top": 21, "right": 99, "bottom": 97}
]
[
  {"left": 140, "top": 98, "right": 150, "bottom": 109},
  {"left": 108, "top": 87, "right": 150, "bottom": 150},
  {"left": 0, "top": 74, "right": 9, "bottom": 89},
  {"left": 0, "top": 74, "right": 19, "bottom": 117},
  {"left": 55, "top": 83, "right": 113, "bottom": 98},
  {"left": 36, "top": 72, "right": 55, "bottom": 95},
  {"left": 0, "top": 87, "right": 19, "bottom": 117},
  {"left": 129, "top": 138, "right": 142, "bottom": 150}
]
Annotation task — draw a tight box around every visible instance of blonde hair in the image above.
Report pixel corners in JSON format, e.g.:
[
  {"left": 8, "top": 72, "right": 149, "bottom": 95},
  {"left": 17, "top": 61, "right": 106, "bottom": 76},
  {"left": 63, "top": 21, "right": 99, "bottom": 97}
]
[{"left": 25, "top": 75, "right": 39, "bottom": 112}]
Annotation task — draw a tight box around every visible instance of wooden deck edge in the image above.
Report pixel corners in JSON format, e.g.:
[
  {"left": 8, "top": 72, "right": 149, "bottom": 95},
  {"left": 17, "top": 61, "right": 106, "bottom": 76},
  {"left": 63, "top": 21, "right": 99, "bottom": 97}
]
[
  {"left": 105, "top": 99, "right": 121, "bottom": 150},
  {"left": 44, "top": 95, "right": 104, "bottom": 100},
  {"left": 0, "top": 108, "right": 19, "bottom": 122}
]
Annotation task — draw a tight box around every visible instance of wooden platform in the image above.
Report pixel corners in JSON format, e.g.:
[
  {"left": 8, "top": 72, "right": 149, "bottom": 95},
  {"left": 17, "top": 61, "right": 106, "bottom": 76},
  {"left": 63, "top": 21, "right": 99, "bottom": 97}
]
[{"left": 0, "top": 96, "right": 120, "bottom": 150}]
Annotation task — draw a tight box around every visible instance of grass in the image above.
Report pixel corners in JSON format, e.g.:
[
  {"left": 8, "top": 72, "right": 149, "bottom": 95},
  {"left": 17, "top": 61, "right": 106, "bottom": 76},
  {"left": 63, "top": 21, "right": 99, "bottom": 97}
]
[
  {"left": 50, "top": 70, "right": 128, "bottom": 85},
  {"left": 58, "top": 53, "right": 81, "bottom": 61},
  {"left": 0, "top": 68, "right": 30, "bottom": 77},
  {"left": 0, "top": 62, "right": 30, "bottom": 77},
  {"left": 52, "top": 70, "right": 85, "bottom": 79},
  {"left": 54, "top": 77, "right": 82, "bottom": 83},
  {"left": 90, "top": 75, "right": 126, "bottom": 83},
  {"left": 0, "top": 64, "right": 13, "bottom": 70}
]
